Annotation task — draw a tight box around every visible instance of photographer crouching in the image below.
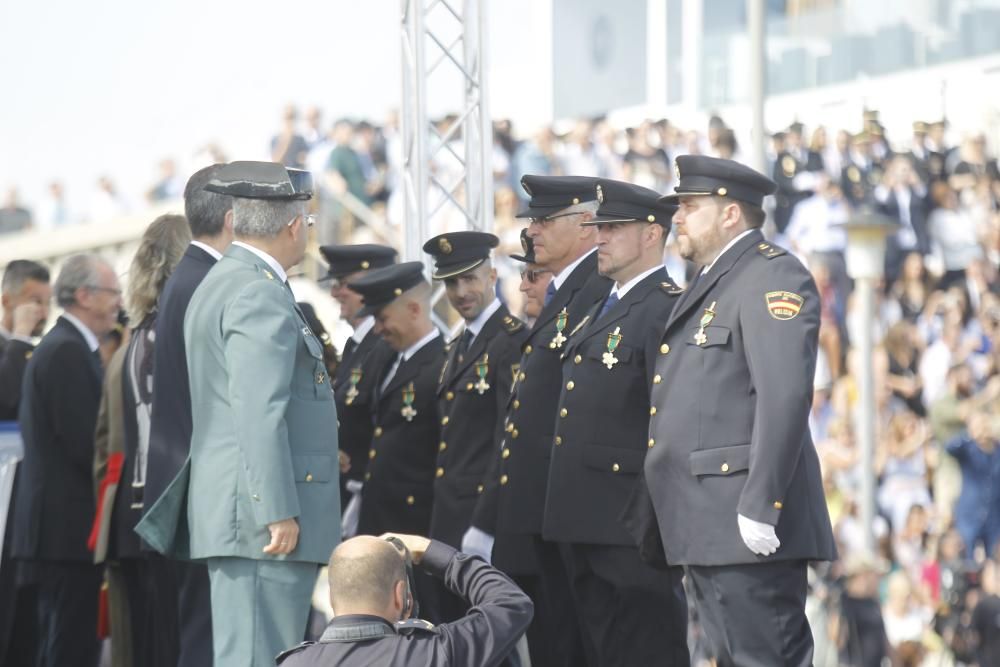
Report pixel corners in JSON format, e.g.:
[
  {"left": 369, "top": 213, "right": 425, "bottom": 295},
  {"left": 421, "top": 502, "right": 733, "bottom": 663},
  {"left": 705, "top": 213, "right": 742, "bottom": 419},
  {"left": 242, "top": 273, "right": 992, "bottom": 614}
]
[{"left": 277, "top": 534, "right": 533, "bottom": 666}]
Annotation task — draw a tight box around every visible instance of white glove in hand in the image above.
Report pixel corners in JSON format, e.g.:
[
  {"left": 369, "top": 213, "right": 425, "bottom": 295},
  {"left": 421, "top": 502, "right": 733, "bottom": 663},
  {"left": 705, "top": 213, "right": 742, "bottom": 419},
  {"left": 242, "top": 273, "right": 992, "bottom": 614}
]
[
  {"left": 460, "top": 526, "right": 495, "bottom": 563},
  {"left": 341, "top": 481, "right": 364, "bottom": 538},
  {"left": 737, "top": 513, "right": 780, "bottom": 556}
]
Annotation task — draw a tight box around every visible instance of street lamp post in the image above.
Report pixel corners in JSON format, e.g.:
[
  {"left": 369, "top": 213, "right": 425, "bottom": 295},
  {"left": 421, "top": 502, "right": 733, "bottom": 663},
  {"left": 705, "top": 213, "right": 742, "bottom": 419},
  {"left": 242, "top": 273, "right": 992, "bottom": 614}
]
[{"left": 838, "top": 211, "right": 898, "bottom": 556}]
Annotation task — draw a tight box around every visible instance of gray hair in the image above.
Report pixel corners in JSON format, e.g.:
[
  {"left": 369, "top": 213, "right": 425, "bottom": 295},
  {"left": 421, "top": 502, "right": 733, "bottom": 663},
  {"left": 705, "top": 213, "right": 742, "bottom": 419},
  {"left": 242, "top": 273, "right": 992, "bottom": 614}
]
[
  {"left": 559, "top": 199, "right": 600, "bottom": 216},
  {"left": 232, "top": 198, "right": 305, "bottom": 239},
  {"left": 2, "top": 259, "right": 50, "bottom": 295},
  {"left": 184, "top": 164, "right": 233, "bottom": 238},
  {"left": 54, "top": 254, "right": 108, "bottom": 308}
]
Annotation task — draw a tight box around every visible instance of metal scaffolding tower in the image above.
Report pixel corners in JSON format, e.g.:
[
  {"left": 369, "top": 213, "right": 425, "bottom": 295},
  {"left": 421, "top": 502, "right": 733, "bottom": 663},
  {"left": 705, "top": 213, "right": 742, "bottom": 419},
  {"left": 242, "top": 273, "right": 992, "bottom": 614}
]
[{"left": 400, "top": 0, "right": 493, "bottom": 272}]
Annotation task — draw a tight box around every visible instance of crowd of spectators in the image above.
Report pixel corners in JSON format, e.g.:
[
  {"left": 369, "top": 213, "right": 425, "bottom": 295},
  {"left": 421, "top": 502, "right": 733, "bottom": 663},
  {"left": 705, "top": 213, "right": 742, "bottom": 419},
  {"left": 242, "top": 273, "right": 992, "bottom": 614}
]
[{"left": 5, "top": 102, "right": 1000, "bottom": 665}]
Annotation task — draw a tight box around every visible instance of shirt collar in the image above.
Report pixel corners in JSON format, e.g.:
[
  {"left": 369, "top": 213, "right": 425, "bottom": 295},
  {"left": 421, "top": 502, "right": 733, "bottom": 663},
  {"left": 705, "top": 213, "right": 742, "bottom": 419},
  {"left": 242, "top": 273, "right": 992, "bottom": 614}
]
[
  {"left": 190, "top": 240, "right": 223, "bottom": 261},
  {"left": 465, "top": 298, "right": 501, "bottom": 339},
  {"left": 402, "top": 328, "right": 440, "bottom": 361},
  {"left": 702, "top": 229, "right": 755, "bottom": 275},
  {"left": 613, "top": 265, "right": 663, "bottom": 299},
  {"left": 351, "top": 316, "right": 375, "bottom": 343},
  {"left": 60, "top": 312, "right": 100, "bottom": 352},
  {"left": 551, "top": 247, "right": 596, "bottom": 291},
  {"left": 0, "top": 326, "right": 34, "bottom": 345},
  {"left": 232, "top": 241, "right": 288, "bottom": 283}
]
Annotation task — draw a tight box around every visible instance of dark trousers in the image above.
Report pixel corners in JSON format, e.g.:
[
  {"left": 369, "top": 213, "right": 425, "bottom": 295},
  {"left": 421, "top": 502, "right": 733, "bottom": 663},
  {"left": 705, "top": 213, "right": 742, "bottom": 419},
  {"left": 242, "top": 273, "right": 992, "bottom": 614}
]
[
  {"left": 0, "top": 562, "right": 38, "bottom": 667},
  {"left": 686, "top": 560, "right": 813, "bottom": 667},
  {"left": 32, "top": 561, "right": 103, "bottom": 667},
  {"left": 560, "top": 542, "right": 690, "bottom": 667},
  {"left": 173, "top": 557, "right": 214, "bottom": 667},
  {"left": 532, "top": 534, "right": 586, "bottom": 667},
  {"left": 113, "top": 556, "right": 182, "bottom": 667}
]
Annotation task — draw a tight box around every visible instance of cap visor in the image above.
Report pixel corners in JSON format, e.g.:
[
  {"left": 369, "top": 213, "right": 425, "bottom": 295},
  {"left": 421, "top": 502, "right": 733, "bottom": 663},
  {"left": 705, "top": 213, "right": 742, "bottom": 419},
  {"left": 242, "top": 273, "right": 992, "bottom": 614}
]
[{"left": 432, "top": 259, "right": 486, "bottom": 280}]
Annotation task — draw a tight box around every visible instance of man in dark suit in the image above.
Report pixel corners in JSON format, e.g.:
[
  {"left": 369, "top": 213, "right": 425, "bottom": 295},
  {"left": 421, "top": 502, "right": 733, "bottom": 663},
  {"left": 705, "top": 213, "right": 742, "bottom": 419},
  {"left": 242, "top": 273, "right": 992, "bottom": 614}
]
[
  {"left": 544, "top": 179, "right": 689, "bottom": 667},
  {"left": 641, "top": 155, "right": 837, "bottom": 666},
  {"left": 875, "top": 154, "right": 931, "bottom": 285},
  {"left": 479, "top": 175, "right": 612, "bottom": 667},
  {"left": 348, "top": 262, "right": 445, "bottom": 538},
  {"left": 0, "top": 259, "right": 50, "bottom": 667},
  {"left": 319, "top": 244, "right": 397, "bottom": 522},
  {"left": 12, "top": 253, "right": 122, "bottom": 667},
  {"left": 139, "top": 163, "right": 232, "bottom": 667}
]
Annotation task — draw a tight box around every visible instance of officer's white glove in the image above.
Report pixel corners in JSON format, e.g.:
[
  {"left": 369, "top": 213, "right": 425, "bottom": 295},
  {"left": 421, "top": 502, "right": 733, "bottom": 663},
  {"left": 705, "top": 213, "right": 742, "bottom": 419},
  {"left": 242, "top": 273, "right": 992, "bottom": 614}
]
[
  {"left": 341, "top": 480, "right": 364, "bottom": 538},
  {"left": 737, "top": 513, "right": 780, "bottom": 556},
  {"left": 460, "top": 526, "right": 495, "bottom": 563}
]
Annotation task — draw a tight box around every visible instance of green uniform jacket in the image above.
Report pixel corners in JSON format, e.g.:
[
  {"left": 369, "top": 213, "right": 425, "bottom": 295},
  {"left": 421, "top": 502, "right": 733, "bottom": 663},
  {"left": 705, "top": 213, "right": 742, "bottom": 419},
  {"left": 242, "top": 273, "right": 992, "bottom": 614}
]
[{"left": 136, "top": 244, "right": 340, "bottom": 564}]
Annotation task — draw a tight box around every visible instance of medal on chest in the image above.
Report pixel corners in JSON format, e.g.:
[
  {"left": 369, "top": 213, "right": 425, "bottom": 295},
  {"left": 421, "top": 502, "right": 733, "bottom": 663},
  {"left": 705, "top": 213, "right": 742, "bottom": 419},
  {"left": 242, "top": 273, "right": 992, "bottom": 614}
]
[
  {"left": 549, "top": 307, "right": 569, "bottom": 349},
  {"left": 345, "top": 367, "right": 362, "bottom": 405},
  {"left": 400, "top": 382, "right": 417, "bottom": 422},
  {"left": 602, "top": 327, "right": 623, "bottom": 370},
  {"left": 474, "top": 353, "right": 491, "bottom": 394},
  {"left": 693, "top": 301, "right": 717, "bottom": 346}
]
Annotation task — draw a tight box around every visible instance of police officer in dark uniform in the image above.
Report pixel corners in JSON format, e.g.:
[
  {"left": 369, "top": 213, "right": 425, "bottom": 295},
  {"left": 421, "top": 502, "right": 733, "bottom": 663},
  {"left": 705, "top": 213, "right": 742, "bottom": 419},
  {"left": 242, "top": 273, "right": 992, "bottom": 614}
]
[
  {"left": 422, "top": 232, "right": 527, "bottom": 550},
  {"left": 348, "top": 262, "right": 445, "bottom": 539},
  {"left": 476, "top": 175, "right": 612, "bottom": 667},
  {"left": 639, "top": 155, "right": 837, "bottom": 667},
  {"left": 543, "top": 179, "right": 689, "bottom": 667},
  {"left": 276, "top": 533, "right": 533, "bottom": 667},
  {"left": 772, "top": 122, "right": 822, "bottom": 235},
  {"left": 841, "top": 131, "right": 883, "bottom": 207},
  {"left": 319, "top": 244, "right": 397, "bottom": 516}
]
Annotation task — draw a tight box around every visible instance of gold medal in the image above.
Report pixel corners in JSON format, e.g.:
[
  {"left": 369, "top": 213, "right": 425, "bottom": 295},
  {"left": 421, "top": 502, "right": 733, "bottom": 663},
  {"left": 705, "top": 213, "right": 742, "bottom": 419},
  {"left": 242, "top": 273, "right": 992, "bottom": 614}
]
[
  {"left": 400, "top": 382, "right": 417, "bottom": 421},
  {"left": 602, "top": 326, "right": 622, "bottom": 370},
  {"left": 694, "top": 301, "right": 717, "bottom": 346},
  {"left": 345, "top": 367, "right": 362, "bottom": 405},
  {"left": 474, "top": 353, "right": 490, "bottom": 394},
  {"left": 549, "top": 308, "right": 569, "bottom": 349}
]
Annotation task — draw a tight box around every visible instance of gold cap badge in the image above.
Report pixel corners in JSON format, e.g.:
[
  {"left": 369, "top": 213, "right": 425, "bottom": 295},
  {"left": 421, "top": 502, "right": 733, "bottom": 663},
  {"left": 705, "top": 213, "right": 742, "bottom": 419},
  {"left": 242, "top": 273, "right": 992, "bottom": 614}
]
[{"left": 439, "top": 237, "right": 453, "bottom": 254}]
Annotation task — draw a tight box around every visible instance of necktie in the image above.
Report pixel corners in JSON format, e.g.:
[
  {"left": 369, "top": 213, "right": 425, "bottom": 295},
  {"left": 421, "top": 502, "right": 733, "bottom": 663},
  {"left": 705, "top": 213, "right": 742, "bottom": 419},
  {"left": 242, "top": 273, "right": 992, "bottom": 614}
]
[
  {"left": 380, "top": 353, "right": 403, "bottom": 393},
  {"left": 598, "top": 292, "right": 620, "bottom": 320},
  {"left": 342, "top": 337, "right": 358, "bottom": 363},
  {"left": 91, "top": 348, "right": 105, "bottom": 381},
  {"left": 456, "top": 329, "right": 474, "bottom": 360},
  {"left": 544, "top": 281, "right": 557, "bottom": 307}
]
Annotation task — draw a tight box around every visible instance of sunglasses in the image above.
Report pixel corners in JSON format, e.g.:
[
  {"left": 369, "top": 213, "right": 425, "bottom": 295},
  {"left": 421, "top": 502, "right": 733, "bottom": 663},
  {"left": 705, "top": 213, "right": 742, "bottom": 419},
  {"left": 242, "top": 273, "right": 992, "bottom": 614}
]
[
  {"left": 519, "top": 268, "right": 552, "bottom": 283},
  {"left": 528, "top": 212, "right": 579, "bottom": 226}
]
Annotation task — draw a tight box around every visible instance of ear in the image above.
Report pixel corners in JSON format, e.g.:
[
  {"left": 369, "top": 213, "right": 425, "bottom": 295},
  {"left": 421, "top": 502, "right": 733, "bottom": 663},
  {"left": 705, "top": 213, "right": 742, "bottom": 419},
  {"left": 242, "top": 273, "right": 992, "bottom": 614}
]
[
  {"left": 488, "top": 266, "right": 498, "bottom": 286},
  {"left": 0, "top": 292, "right": 10, "bottom": 310},
  {"left": 223, "top": 208, "right": 235, "bottom": 231},
  {"left": 394, "top": 580, "right": 408, "bottom": 618}
]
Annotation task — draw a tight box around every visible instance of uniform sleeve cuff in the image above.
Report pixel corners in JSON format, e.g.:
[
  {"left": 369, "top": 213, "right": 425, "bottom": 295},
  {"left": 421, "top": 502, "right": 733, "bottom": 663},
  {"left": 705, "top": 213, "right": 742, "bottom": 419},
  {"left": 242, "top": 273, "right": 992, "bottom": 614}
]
[{"left": 420, "top": 540, "right": 457, "bottom": 577}]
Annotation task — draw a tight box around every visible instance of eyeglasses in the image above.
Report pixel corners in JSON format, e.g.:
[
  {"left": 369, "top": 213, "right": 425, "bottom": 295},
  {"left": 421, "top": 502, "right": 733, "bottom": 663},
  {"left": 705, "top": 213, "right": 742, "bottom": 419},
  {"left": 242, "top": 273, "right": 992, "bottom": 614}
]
[
  {"left": 288, "top": 213, "right": 317, "bottom": 228},
  {"left": 528, "top": 212, "right": 579, "bottom": 226},
  {"left": 85, "top": 285, "right": 122, "bottom": 297},
  {"left": 519, "top": 268, "right": 552, "bottom": 283}
]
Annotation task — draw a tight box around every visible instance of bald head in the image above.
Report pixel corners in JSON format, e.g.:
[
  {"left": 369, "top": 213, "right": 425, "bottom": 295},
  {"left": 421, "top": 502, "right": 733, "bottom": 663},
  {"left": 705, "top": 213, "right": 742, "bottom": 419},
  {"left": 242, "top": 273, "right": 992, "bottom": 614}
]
[{"left": 328, "top": 536, "right": 406, "bottom": 615}]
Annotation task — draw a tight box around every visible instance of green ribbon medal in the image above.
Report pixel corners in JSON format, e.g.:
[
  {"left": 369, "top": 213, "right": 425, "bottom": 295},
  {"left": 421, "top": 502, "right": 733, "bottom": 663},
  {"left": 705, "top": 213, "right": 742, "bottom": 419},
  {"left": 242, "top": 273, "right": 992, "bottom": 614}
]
[
  {"left": 549, "top": 307, "right": 569, "bottom": 349},
  {"left": 345, "top": 367, "right": 362, "bottom": 405},
  {"left": 602, "top": 326, "right": 623, "bottom": 369},
  {"left": 400, "top": 382, "right": 417, "bottom": 422},
  {"left": 474, "top": 353, "right": 490, "bottom": 394}
]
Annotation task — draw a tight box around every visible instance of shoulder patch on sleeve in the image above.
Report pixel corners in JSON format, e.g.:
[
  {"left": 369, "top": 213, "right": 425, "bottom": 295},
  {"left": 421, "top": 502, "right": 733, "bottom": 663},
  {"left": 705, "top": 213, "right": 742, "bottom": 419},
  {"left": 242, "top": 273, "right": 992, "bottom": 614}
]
[
  {"left": 659, "top": 280, "right": 684, "bottom": 296},
  {"left": 276, "top": 641, "right": 315, "bottom": 664},
  {"left": 755, "top": 242, "right": 787, "bottom": 259},
  {"left": 765, "top": 290, "right": 805, "bottom": 320},
  {"left": 395, "top": 618, "right": 437, "bottom": 635},
  {"left": 502, "top": 314, "right": 525, "bottom": 334}
]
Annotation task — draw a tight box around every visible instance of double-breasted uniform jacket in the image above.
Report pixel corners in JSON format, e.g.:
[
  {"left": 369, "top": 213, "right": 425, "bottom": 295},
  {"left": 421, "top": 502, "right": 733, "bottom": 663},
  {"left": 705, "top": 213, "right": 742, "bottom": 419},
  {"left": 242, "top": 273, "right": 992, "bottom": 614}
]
[
  {"left": 333, "top": 326, "right": 394, "bottom": 487},
  {"left": 642, "top": 230, "right": 837, "bottom": 566},
  {"left": 841, "top": 158, "right": 883, "bottom": 208},
  {"left": 431, "top": 305, "right": 527, "bottom": 548},
  {"left": 136, "top": 245, "right": 340, "bottom": 564},
  {"left": 358, "top": 335, "right": 446, "bottom": 537},
  {"left": 543, "top": 269, "right": 681, "bottom": 545},
  {"left": 772, "top": 150, "right": 818, "bottom": 233},
  {"left": 479, "top": 251, "right": 612, "bottom": 537}
]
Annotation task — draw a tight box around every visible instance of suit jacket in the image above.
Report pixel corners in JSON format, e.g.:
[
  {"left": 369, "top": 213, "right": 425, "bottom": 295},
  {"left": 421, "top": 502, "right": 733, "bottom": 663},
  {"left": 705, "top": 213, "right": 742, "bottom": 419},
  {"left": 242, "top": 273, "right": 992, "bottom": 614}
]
[
  {"left": 142, "top": 244, "right": 216, "bottom": 529},
  {"left": 430, "top": 305, "right": 527, "bottom": 548},
  {"left": 12, "top": 316, "right": 103, "bottom": 561},
  {"left": 333, "top": 327, "right": 394, "bottom": 485},
  {"left": 357, "top": 334, "right": 445, "bottom": 537},
  {"left": 0, "top": 332, "right": 34, "bottom": 421},
  {"left": 543, "top": 270, "right": 680, "bottom": 545},
  {"left": 877, "top": 186, "right": 931, "bottom": 256},
  {"left": 482, "top": 251, "right": 612, "bottom": 537},
  {"left": 136, "top": 244, "right": 340, "bottom": 564},
  {"left": 641, "top": 230, "right": 837, "bottom": 566}
]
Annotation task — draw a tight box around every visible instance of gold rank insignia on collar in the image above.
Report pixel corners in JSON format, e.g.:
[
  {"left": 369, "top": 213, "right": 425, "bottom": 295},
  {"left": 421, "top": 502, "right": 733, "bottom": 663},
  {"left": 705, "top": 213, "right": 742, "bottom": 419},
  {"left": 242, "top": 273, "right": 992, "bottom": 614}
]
[
  {"left": 549, "top": 307, "right": 569, "bottom": 349},
  {"left": 400, "top": 382, "right": 418, "bottom": 421},
  {"left": 694, "top": 301, "right": 717, "bottom": 345},
  {"left": 766, "top": 291, "right": 804, "bottom": 320},
  {"left": 603, "top": 326, "right": 622, "bottom": 369}
]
